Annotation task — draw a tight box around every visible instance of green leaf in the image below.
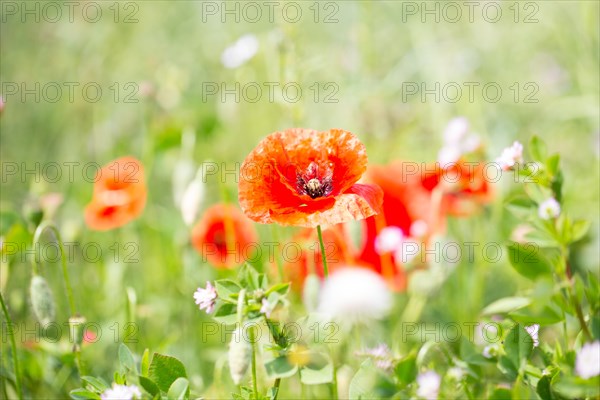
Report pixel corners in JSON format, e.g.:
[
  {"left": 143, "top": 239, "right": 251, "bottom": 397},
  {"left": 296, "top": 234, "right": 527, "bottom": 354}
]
[
  {"left": 503, "top": 325, "right": 533, "bottom": 374},
  {"left": 167, "top": 377, "right": 189, "bottom": 400},
  {"left": 264, "top": 356, "right": 298, "bottom": 379},
  {"left": 482, "top": 297, "right": 532, "bottom": 315},
  {"left": 570, "top": 220, "right": 590, "bottom": 243},
  {"left": 529, "top": 136, "right": 547, "bottom": 163},
  {"left": 81, "top": 376, "right": 108, "bottom": 392},
  {"left": 497, "top": 355, "right": 518, "bottom": 380},
  {"left": 148, "top": 353, "right": 187, "bottom": 393},
  {"left": 141, "top": 348, "right": 151, "bottom": 377},
  {"left": 536, "top": 375, "right": 553, "bottom": 400},
  {"left": 214, "top": 280, "right": 242, "bottom": 301},
  {"left": 69, "top": 389, "right": 101, "bottom": 400},
  {"left": 139, "top": 376, "right": 160, "bottom": 397},
  {"left": 545, "top": 154, "right": 560, "bottom": 176},
  {"left": 489, "top": 387, "right": 512, "bottom": 400},
  {"left": 238, "top": 264, "right": 264, "bottom": 290},
  {"left": 266, "top": 282, "right": 290, "bottom": 296},
  {"left": 300, "top": 360, "right": 333, "bottom": 385},
  {"left": 507, "top": 242, "right": 552, "bottom": 280},
  {"left": 510, "top": 306, "right": 563, "bottom": 325},
  {"left": 394, "top": 354, "right": 417, "bottom": 385},
  {"left": 349, "top": 360, "right": 378, "bottom": 400},
  {"left": 212, "top": 302, "right": 238, "bottom": 325},
  {"left": 118, "top": 343, "right": 136, "bottom": 373}
]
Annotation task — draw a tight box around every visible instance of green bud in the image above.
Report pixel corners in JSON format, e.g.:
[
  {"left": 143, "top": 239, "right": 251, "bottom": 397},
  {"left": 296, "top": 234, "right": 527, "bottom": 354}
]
[{"left": 29, "top": 275, "right": 55, "bottom": 326}]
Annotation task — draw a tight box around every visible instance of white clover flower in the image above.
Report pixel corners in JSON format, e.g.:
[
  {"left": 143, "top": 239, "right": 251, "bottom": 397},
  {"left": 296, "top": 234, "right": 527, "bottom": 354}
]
[
  {"left": 260, "top": 298, "right": 275, "bottom": 318},
  {"left": 410, "top": 220, "right": 429, "bottom": 238},
  {"left": 495, "top": 141, "right": 524, "bottom": 170},
  {"left": 358, "top": 344, "right": 393, "bottom": 371},
  {"left": 438, "top": 117, "right": 481, "bottom": 166},
  {"left": 317, "top": 267, "right": 392, "bottom": 324},
  {"left": 194, "top": 282, "right": 217, "bottom": 314},
  {"left": 416, "top": 370, "right": 441, "bottom": 400},
  {"left": 375, "top": 226, "right": 404, "bottom": 254},
  {"left": 437, "top": 145, "right": 462, "bottom": 167},
  {"left": 221, "top": 34, "right": 259, "bottom": 69},
  {"left": 482, "top": 345, "right": 495, "bottom": 359},
  {"left": 525, "top": 324, "right": 540, "bottom": 347},
  {"left": 538, "top": 198, "right": 561, "bottom": 220},
  {"left": 101, "top": 384, "right": 142, "bottom": 400},
  {"left": 443, "top": 117, "right": 470, "bottom": 145},
  {"left": 575, "top": 341, "right": 600, "bottom": 379},
  {"left": 447, "top": 367, "right": 464, "bottom": 381}
]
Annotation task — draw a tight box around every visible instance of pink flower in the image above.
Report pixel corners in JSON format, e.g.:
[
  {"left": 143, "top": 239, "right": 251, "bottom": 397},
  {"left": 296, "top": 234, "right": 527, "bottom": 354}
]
[
  {"left": 495, "top": 141, "right": 524, "bottom": 170},
  {"left": 193, "top": 282, "right": 217, "bottom": 314}
]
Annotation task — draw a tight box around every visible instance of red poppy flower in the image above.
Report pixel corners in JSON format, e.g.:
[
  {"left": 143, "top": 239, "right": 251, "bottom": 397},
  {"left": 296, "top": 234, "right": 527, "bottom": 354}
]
[
  {"left": 284, "top": 224, "right": 361, "bottom": 289},
  {"left": 357, "top": 162, "right": 433, "bottom": 291},
  {"left": 85, "top": 157, "right": 147, "bottom": 231},
  {"left": 420, "top": 160, "right": 493, "bottom": 216},
  {"left": 238, "top": 128, "right": 383, "bottom": 227},
  {"left": 191, "top": 204, "right": 258, "bottom": 268}
]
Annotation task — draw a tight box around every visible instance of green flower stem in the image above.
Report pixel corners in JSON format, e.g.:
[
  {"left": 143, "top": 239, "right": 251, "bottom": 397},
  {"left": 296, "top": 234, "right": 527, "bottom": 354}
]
[
  {"left": 559, "top": 249, "right": 592, "bottom": 342},
  {"left": 0, "top": 291, "right": 23, "bottom": 399},
  {"left": 273, "top": 378, "right": 281, "bottom": 400},
  {"left": 316, "top": 225, "right": 329, "bottom": 278}
]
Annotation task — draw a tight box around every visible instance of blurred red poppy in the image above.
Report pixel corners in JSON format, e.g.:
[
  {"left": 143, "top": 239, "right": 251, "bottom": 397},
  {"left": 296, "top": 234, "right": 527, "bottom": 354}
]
[
  {"left": 85, "top": 156, "right": 147, "bottom": 231},
  {"left": 357, "top": 162, "right": 433, "bottom": 291},
  {"left": 420, "top": 160, "right": 493, "bottom": 216},
  {"left": 191, "top": 204, "right": 258, "bottom": 268},
  {"left": 284, "top": 224, "right": 362, "bottom": 289},
  {"left": 238, "top": 128, "right": 383, "bottom": 227}
]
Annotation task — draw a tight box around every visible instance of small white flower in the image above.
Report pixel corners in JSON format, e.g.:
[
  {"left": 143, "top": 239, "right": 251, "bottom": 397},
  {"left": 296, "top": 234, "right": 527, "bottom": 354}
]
[
  {"left": 447, "top": 367, "right": 464, "bottom": 381},
  {"left": 221, "top": 34, "right": 259, "bottom": 69},
  {"left": 416, "top": 370, "right": 441, "bottom": 400},
  {"left": 482, "top": 345, "right": 495, "bottom": 359},
  {"left": 317, "top": 267, "right": 392, "bottom": 324},
  {"left": 375, "top": 226, "right": 404, "bottom": 254},
  {"left": 437, "top": 145, "right": 462, "bottom": 166},
  {"left": 194, "top": 282, "right": 217, "bottom": 314},
  {"left": 496, "top": 141, "right": 524, "bottom": 170},
  {"left": 101, "top": 384, "right": 142, "bottom": 400},
  {"left": 525, "top": 324, "right": 540, "bottom": 347},
  {"left": 260, "top": 298, "right": 275, "bottom": 318},
  {"left": 575, "top": 341, "right": 600, "bottom": 379},
  {"left": 538, "top": 198, "right": 561, "bottom": 220},
  {"left": 410, "top": 220, "right": 429, "bottom": 238},
  {"left": 358, "top": 344, "right": 393, "bottom": 370},
  {"left": 439, "top": 117, "right": 481, "bottom": 166},
  {"left": 443, "top": 117, "right": 470, "bottom": 145}
]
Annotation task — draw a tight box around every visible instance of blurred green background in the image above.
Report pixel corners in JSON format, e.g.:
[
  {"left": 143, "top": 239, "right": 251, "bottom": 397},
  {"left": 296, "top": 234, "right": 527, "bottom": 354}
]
[{"left": 1, "top": 1, "right": 599, "bottom": 397}]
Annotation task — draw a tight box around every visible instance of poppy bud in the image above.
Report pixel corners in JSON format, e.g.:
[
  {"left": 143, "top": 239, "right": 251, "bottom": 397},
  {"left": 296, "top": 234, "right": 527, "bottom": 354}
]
[
  {"left": 228, "top": 324, "right": 252, "bottom": 385},
  {"left": 29, "top": 275, "right": 55, "bottom": 326}
]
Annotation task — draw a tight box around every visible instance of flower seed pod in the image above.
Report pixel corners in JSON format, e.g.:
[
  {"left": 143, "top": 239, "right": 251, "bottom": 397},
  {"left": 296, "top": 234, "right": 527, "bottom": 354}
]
[
  {"left": 228, "top": 325, "right": 251, "bottom": 385},
  {"left": 29, "top": 275, "right": 55, "bottom": 326}
]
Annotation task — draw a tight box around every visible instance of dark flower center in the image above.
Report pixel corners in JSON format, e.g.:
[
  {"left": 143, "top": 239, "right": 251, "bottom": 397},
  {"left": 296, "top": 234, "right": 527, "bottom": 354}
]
[{"left": 296, "top": 162, "right": 333, "bottom": 199}]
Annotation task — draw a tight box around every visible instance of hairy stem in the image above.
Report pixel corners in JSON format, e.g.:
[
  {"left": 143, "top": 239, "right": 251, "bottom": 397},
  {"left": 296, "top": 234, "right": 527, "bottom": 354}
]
[
  {"left": 316, "top": 225, "right": 329, "bottom": 278},
  {"left": 0, "top": 291, "right": 23, "bottom": 399}
]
